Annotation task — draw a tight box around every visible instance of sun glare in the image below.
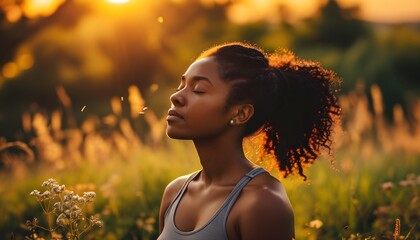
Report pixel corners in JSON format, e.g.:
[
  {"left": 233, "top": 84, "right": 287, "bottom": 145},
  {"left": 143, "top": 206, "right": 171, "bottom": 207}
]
[{"left": 107, "top": 0, "right": 130, "bottom": 3}]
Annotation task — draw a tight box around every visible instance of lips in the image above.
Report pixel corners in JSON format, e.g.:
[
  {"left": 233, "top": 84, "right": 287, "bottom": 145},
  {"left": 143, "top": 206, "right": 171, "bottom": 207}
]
[{"left": 167, "top": 109, "right": 184, "bottom": 121}]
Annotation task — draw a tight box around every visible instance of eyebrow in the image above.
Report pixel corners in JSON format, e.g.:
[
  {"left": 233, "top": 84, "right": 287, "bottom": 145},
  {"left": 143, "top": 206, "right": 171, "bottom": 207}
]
[{"left": 181, "top": 75, "right": 214, "bottom": 86}]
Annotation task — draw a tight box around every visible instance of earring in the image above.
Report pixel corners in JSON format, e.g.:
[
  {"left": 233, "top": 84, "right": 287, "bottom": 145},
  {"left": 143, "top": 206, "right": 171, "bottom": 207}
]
[{"left": 229, "top": 119, "right": 234, "bottom": 125}]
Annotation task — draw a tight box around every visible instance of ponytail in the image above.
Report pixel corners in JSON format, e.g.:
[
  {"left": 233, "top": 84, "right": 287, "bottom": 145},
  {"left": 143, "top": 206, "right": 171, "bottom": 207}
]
[
  {"left": 262, "top": 50, "right": 341, "bottom": 180},
  {"left": 199, "top": 43, "right": 341, "bottom": 180}
]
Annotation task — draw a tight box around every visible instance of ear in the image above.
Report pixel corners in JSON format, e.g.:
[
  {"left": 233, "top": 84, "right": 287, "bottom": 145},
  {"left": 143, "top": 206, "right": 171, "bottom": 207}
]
[{"left": 231, "top": 104, "right": 254, "bottom": 125}]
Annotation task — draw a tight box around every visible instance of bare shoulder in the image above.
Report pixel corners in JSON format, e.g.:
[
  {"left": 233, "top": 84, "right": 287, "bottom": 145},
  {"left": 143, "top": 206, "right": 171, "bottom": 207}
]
[
  {"left": 158, "top": 172, "right": 197, "bottom": 232},
  {"left": 160, "top": 172, "right": 195, "bottom": 209},
  {"left": 236, "top": 173, "right": 295, "bottom": 240},
  {"left": 162, "top": 174, "right": 191, "bottom": 199}
]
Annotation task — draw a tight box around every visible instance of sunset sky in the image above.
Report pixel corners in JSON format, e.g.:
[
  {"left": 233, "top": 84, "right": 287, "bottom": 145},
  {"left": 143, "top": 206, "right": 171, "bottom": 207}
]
[
  {"left": 339, "top": 0, "right": 420, "bottom": 23},
  {"left": 224, "top": 0, "right": 420, "bottom": 24},
  {"left": 8, "top": 0, "right": 420, "bottom": 24}
]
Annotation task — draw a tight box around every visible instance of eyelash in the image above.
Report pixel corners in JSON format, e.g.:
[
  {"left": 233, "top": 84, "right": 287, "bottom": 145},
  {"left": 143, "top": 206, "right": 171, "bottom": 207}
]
[
  {"left": 175, "top": 85, "right": 204, "bottom": 94},
  {"left": 175, "top": 89, "right": 204, "bottom": 95}
]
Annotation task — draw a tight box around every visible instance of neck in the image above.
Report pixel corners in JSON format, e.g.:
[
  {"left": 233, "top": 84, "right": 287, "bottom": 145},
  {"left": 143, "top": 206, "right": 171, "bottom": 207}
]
[{"left": 193, "top": 135, "right": 254, "bottom": 185}]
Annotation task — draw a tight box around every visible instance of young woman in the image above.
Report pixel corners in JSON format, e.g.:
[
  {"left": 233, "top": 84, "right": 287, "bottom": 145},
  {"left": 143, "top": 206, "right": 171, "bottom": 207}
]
[{"left": 158, "top": 42, "right": 340, "bottom": 240}]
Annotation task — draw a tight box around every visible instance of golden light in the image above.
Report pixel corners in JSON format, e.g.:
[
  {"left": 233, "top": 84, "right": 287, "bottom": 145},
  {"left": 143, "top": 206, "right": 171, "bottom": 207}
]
[
  {"left": 4, "top": 5, "right": 22, "bottom": 23},
  {"left": 22, "top": 0, "right": 65, "bottom": 18},
  {"left": 90, "top": 0, "right": 143, "bottom": 16},
  {"left": 107, "top": 0, "right": 131, "bottom": 4},
  {"left": 225, "top": 0, "right": 420, "bottom": 24},
  {"left": 150, "top": 83, "right": 159, "bottom": 92},
  {"left": 338, "top": 0, "right": 420, "bottom": 23},
  {"left": 2, "top": 62, "right": 20, "bottom": 79},
  {"left": 17, "top": 54, "right": 35, "bottom": 70}
]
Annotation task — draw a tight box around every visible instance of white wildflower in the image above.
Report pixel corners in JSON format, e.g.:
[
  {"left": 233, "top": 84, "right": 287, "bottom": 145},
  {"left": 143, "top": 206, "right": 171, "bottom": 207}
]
[
  {"left": 56, "top": 213, "right": 69, "bottom": 226},
  {"left": 53, "top": 202, "right": 62, "bottom": 212},
  {"left": 42, "top": 178, "right": 57, "bottom": 187},
  {"left": 380, "top": 182, "right": 394, "bottom": 191},
  {"left": 308, "top": 219, "right": 323, "bottom": 229},
  {"left": 30, "top": 190, "right": 40, "bottom": 196},
  {"left": 83, "top": 192, "right": 96, "bottom": 203}
]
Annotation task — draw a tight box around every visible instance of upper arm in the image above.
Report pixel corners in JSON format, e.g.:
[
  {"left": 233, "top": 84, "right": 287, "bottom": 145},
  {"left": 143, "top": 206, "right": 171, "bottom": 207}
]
[
  {"left": 238, "top": 188, "right": 295, "bottom": 240},
  {"left": 158, "top": 176, "right": 188, "bottom": 233}
]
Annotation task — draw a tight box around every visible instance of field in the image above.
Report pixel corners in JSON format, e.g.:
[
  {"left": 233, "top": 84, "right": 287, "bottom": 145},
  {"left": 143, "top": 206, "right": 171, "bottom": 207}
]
[{"left": 1, "top": 84, "right": 419, "bottom": 239}]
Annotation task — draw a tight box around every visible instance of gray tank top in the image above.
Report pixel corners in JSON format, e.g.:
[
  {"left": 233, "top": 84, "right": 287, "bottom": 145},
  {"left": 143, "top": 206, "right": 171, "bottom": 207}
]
[{"left": 158, "top": 167, "right": 267, "bottom": 240}]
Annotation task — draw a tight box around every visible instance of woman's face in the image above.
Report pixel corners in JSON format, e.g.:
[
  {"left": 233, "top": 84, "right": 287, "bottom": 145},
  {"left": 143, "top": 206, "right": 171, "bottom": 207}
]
[{"left": 166, "top": 56, "right": 234, "bottom": 140}]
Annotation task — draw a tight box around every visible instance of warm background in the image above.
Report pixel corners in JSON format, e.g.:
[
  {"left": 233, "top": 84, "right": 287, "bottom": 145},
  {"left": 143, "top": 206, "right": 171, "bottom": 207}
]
[{"left": 0, "top": 0, "right": 419, "bottom": 239}]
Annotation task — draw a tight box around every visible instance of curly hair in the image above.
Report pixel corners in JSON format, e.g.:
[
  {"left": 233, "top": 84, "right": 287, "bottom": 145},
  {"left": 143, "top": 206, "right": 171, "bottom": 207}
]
[{"left": 198, "top": 42, "right": 341, "bottom": 180}]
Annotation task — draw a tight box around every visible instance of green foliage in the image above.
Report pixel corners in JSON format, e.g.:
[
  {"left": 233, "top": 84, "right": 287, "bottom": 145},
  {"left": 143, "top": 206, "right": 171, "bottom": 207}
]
[
  {"left": 0, "top": 141, "right": 200, "bottom": 239},
  {"left": 281, "top": 151, "right": 420, "bottom": 239},
  {"left": 2, "top": 145, "right": 419, "bottom": 239}
]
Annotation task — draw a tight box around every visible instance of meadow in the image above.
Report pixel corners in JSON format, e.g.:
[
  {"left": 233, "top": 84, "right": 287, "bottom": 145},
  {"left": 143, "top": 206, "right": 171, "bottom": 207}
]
[{"left": 0, "top": 83, "right": 419, "bottom": 239}]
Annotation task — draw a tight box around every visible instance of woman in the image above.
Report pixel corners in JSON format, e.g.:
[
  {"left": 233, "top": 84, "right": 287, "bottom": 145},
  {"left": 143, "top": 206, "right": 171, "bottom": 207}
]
[{"left": 158, "top": 42, "right": 340, "bottom": 240}]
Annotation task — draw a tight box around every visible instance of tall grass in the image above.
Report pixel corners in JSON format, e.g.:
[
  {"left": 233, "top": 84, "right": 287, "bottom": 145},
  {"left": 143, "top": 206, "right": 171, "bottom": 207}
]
[{"left": 0, "top": 83, "right": 419, "bottom": 239}]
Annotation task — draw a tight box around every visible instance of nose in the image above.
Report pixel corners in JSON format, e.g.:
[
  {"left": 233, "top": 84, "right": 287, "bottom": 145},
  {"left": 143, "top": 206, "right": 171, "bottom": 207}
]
[{"left": 170, "top": 89, "right": 185, "bottom": 107}]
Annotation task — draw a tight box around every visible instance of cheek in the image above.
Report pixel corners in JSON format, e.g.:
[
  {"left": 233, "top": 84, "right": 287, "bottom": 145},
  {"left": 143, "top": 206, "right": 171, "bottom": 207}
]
[
  {"left": 167, "top": 100, "right": 230, "bottom": 139},
  {"left": 190, "top": 99, "right": 228, "bottom": 124}
]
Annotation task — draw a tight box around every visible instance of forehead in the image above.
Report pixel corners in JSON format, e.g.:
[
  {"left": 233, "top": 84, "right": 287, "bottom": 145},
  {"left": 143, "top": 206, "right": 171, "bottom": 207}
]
[{"left": 184, "top": 56, "right": 220, "bottom": 81}]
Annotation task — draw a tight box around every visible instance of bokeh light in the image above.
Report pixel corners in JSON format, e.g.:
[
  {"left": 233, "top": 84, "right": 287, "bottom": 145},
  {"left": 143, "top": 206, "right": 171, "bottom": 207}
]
[
  {"left": 2, "top": 62, "right": 20, "bottom": 79},
  {"left": 4, "top": 5, "right": 22, "bottom": 22},
  {"left": 22, "top": 0, "right": 66, "bottom": 18},
  {"left": 17, "top": 54, "right": 35, "bottom": 70}
]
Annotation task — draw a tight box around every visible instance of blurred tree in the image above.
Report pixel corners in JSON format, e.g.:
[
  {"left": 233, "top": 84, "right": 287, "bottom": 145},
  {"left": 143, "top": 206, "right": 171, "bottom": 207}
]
[
  {"left": 0, "top": 0, "right": 88, "bottom": 67},
  {"left": 294, "top": 0, "right": 368, "bottom": 49},
  {"left": 328, "top": 25, "right": 420, "bottom": 118},
  {"left": 0, "top": 0, "right": 419, "bottom": 141},
  {"left": 0, "top": 0, "right": 237, "bottom": 140}
]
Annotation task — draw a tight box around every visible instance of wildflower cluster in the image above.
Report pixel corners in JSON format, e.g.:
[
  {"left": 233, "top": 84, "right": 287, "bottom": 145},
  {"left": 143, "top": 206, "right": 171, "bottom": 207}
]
[
  {"left": 374, "top": 173, "right": 420, "bottom": 239},
  {"left": 380, "top": 173, "right": 420, "bottom": 191},
  {"left": 27, "top": 178, "right": 102, "bottom": 239}
]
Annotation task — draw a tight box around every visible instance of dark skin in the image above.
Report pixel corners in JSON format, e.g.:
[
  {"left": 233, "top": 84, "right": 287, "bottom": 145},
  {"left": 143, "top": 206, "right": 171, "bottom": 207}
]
[{"left": 159, "top": 57, "right": 295, "bottom": 240}]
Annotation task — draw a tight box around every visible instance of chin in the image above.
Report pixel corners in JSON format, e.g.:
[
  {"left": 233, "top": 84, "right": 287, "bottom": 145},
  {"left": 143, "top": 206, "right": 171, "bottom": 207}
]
[
  {"left": 167, "top": 135, "right": 191, "bottom": 140},
  {"left": 166, "top": 129, "right": 190, "bottom": 140}
]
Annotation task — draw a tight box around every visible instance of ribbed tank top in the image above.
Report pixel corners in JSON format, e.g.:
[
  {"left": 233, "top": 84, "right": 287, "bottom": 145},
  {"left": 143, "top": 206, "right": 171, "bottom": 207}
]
[{"left": 158, "top": 167, "right": 267, "bottom": 240}]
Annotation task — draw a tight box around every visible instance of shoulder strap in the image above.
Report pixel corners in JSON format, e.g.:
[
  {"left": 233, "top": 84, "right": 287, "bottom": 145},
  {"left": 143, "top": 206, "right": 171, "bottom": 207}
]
[
  {"left": 245, "top": 167, "right": 267, "bottom": 178},
  {"left": 164, "top": 170, "right": 201, "bottom": 219},
  {"left": 221, "top": 167, "right": 267, "bottom": 219}
]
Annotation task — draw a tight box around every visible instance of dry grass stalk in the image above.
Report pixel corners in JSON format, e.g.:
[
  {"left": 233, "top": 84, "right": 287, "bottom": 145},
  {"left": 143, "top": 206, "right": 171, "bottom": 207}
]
[
  {"left": 128, "top": 85, "right": 145, "bottom": 119},
  {"left": 120, "top": 119, "right": 141, "bottom": 147},
  {"left": 340, "top": 83, "right": 420, "bottom": 155},
  {"left": 393, "top": 218, "right": 400, "bottom": 240},
  {"left": 22, "top": 112, "right": 31, "bottom": 133},
  {"left": 111, "top": 97, "right": 122, "bottom": 116},
  {"left": 31, "top": 113, "right": 63, "bottom": 165},
  {"left": 143, "top": 111, "right": 166, "bottom": 147},
  {"left": 56, "top": 85, "right": 72, "bottom": 108}
]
